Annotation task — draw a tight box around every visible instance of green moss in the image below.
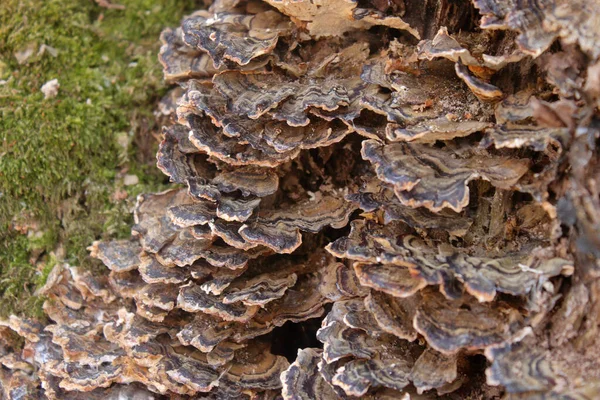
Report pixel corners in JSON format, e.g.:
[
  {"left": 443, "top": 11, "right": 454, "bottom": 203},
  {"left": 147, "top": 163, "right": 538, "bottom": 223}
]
[{"left": 0, "top": 0, "right": 196, "bottom": 317}]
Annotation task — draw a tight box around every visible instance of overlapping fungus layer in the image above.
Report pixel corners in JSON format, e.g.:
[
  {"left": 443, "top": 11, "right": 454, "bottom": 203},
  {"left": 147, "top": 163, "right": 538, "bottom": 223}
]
[{"left": 3, "top": 0, "right": 600, "bottom": 398}]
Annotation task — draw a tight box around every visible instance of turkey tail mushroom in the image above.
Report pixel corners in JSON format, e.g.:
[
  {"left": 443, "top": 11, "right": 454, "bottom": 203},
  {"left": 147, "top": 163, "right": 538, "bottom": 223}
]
[{"left": 3, "top": 0, "right": 600, "bottom": 398}]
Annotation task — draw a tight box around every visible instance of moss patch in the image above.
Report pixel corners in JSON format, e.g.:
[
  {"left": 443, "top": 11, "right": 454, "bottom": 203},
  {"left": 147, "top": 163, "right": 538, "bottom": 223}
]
[{"left": 0, "top": 0, "right": 195, "bottom": 317}]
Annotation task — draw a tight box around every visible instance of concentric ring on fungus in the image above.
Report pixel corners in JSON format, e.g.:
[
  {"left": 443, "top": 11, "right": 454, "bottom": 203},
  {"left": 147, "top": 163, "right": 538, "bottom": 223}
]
[{"left": 3, "top": 0, "right": 600, "bottom": 398}]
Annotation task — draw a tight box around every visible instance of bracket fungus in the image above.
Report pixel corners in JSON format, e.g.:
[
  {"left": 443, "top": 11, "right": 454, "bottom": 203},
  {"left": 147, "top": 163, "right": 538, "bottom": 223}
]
[{"left": 4, "top": 0, "right": 600, "bottom": 398}]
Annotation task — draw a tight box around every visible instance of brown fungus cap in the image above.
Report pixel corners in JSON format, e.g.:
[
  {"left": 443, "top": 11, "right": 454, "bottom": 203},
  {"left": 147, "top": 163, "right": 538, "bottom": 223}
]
[
  {"left": 361, "top": 139, "right": 529, "bottom": 212},
  {"left": 281, "top": 348, "right": 339, "bottom": 400},
  {"left": 328, "top": 219, "right": 571, "bottom": 302},
  {"left": 88, "top": 240, "right": 141, "bottom": 273},
  {"left": 410, "top": 347, "right": 459, "bottom": 394},
  {"left": 473, "top": 0, "right": 600, "bottom": 59},
  {"left": 360, "top": 61, "right": 493, "bottom": 143},
  {"left": 364, "top": 290, "right": 419, "bottom": 341},
  {"left": 159, "top": 27, "right": 221, "bottom": 83},
  {"left": 413, "top": 290, "right": 530, "bottom": 354},
  {"left": 6, "top": 0, "right": 600, "bottom": 397},
  {"left": 347, "top": 176, "right": 473, "bottom": 236},
  {"left": 182, "top": 9, "right": 292, "bottom": 68},
  {"left": 239, "top": 189, "right": 356, "bottom": 253}
]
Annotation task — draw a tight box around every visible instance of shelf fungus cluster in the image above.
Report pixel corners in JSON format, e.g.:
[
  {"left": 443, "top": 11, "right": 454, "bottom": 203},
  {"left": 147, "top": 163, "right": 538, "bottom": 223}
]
[{"left": 3, "top": 0, "right": 600, "bottom": 398}]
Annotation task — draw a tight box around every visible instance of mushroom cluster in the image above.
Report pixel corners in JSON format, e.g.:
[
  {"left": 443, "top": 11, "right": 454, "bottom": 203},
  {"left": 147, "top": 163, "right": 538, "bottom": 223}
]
[{"left": 3, "top": 0, "right": 600, "bottom": 398}]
